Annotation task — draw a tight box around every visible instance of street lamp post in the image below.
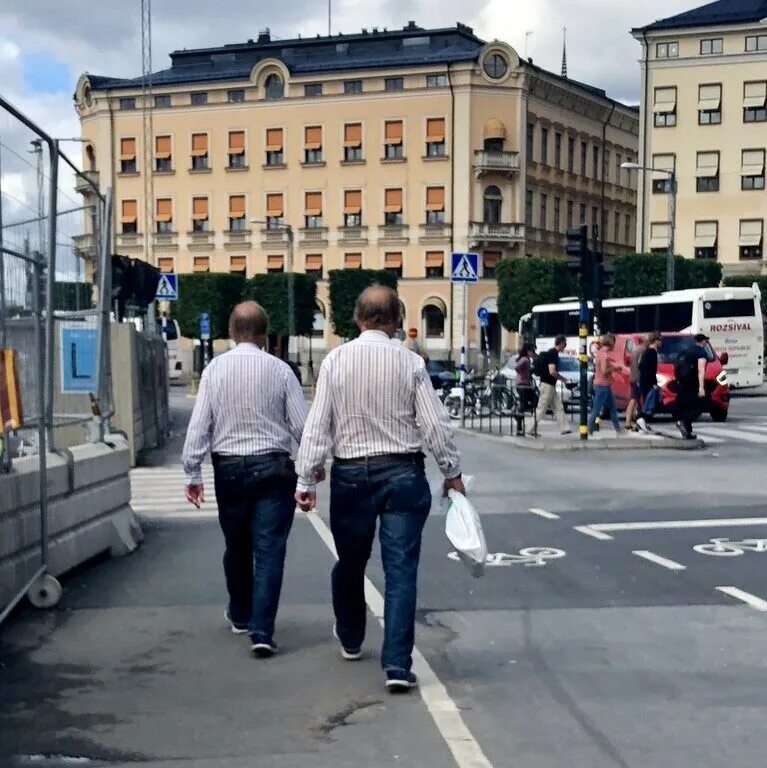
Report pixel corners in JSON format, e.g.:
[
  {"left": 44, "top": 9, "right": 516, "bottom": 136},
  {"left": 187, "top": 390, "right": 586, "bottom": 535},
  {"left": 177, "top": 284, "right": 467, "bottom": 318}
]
[
  {"left": 622, "top": 161, "right": 677, "bottom": 291},
  {"left": 250, "top": 219, "right": 295, "bottom": 361}
]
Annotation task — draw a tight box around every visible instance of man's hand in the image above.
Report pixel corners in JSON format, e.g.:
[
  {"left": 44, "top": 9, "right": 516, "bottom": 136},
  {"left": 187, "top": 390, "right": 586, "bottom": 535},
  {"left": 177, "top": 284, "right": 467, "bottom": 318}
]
[
  {"left": 185, "top": 483, "right": 205, "bottom": 508},
  {"left": 314, "top": 467, "right": 327, "bottom": 483},
  {"left": 698, "top": 386, "right": 706, "bottom": 399},
  {"left": 443, "top": 475, "right": 466, "bottom": 497},
  {"left": 295, "top": 490, "right": 317, "bottom": 511}
]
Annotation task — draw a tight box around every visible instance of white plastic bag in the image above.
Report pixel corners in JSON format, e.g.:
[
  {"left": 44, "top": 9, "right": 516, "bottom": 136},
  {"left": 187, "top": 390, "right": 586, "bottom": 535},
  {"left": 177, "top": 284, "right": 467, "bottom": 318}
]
[{"left": 444, "top": 488, "right": 487, "bottom": 578}]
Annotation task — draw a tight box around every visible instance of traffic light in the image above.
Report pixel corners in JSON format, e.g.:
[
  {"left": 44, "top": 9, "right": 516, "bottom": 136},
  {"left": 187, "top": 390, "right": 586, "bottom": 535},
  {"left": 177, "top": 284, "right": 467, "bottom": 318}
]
[
  {"left": 109, "top": 255, "right": 162, "bottom": 319},
  {"left": 565, "top": 225, "right": 592, "bottom": 298}
]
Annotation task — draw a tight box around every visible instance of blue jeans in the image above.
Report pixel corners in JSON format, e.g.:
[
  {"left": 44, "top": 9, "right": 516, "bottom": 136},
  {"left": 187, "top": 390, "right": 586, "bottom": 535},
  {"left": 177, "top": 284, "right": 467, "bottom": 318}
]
[
  {"left": 329, "top": 458, "right": 431, "bottom": 672},
  {"left": 588, "top": 385, "right": 620, "bottom": 432},
  {"left": 212, "top": 454, "right": 296, "bottom": 642}
]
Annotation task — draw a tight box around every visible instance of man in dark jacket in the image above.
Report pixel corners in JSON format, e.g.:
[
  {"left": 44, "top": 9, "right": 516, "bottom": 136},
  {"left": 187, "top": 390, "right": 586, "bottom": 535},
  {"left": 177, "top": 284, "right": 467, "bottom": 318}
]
[
  {"left": 674, "top": 334, "right": 710, "bottom": 439},
  {"left": 635, "top": 332, "right": 662, "bottom": 433}
]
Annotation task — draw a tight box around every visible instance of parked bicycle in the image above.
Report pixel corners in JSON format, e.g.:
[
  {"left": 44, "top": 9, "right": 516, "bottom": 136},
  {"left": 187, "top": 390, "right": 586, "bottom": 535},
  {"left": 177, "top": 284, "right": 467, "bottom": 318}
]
[{"left": 444, "top": 369, "right": 515, "bottom": 420}]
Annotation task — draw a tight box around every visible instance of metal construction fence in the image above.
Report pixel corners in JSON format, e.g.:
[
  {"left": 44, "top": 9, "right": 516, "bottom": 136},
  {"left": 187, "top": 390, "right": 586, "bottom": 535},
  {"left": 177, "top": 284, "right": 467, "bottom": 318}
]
[{"left": 0, "top": 95, "right": 113, "bottom": 624}]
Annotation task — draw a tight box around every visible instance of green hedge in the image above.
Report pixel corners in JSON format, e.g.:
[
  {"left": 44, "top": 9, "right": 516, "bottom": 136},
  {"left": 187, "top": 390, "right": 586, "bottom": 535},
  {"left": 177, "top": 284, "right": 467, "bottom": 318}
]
[
  {"left": 723, "top": 274, "right": 767, "bottom": 317},
  {"left": 328, "top": 269, "right": 398, "bottom": 339},
  {"left": 612, "top": 253, "right": 722, "bottom": 297},
  {"left": 244, "top": 273, "right": 317, "bottom": 336},
  {"left": 172, "top": 273, "right": 246, "bottom": 339},
  {"left": 496, "top": 258, "right": 575, "bottom": 332}
]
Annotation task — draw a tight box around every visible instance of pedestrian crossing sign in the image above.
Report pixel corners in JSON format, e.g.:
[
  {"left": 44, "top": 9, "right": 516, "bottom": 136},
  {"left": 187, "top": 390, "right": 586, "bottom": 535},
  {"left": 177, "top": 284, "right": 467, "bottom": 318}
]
[
  {"left": 451, "top": 253, "right": 479, "bottom": 283},
  {"left": 155, "top": 273, "right": 178, "bottom": 301}
]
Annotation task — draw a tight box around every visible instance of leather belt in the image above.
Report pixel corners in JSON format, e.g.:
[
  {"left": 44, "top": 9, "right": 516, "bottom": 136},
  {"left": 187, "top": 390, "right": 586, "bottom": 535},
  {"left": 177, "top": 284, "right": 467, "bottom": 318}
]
[{"left": 333, "top": 452, "right": 423, "bottom": 466}]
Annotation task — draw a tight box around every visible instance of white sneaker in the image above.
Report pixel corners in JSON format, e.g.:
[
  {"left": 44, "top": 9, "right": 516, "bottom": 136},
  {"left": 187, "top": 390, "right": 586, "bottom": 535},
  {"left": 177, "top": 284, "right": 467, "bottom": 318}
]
[
  {"left": 333, "top": 623, "right": 362, "bottom": 661},
  {"left": 635, "top": 417, "right": 652, "bottom": 433}
]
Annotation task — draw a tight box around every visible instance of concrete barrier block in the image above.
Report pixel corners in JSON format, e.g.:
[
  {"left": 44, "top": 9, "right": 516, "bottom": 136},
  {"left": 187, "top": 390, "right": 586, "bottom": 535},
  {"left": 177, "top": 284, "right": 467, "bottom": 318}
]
[
  {"left": 0, "top": 453, "right": 68, "bottom": 517},
  {"left": 69, "top": 440, "right": 130, "bottom": 491}
]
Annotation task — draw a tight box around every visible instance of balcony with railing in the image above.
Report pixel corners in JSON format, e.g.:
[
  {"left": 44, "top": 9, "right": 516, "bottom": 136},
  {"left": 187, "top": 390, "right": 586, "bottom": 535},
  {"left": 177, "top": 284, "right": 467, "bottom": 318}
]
[
  {"left": 116, "top": 232, "right": 143, "bottom": 251},
  {"left": 261, "top": 229, "right": 290, "bottom": 247},
  {"left": 419, "top": 223, "right": 452, "bottom": 243},
  {"left": 469, "top": 221, "right": 525, "bottom": 246},
  {"left": 224, "top": 229, "right": 252, "bottom": 249},
  {"left": 299, "top": 227, "right": 329, "bottom": 246},
  {"left": 153, "top": 232, "right": 179, "bottom": 251},
  {"left": 188, "top": 230, "right": 215, "bottom": 250},
  {"left": 72, "top": 233, "right": 97, "bottom": 258},
  {"left": 379, "top": 224, "right": 409, "bottom": 243},
  {"left": 473, "top": 150, "right": 520, "bottom": 178},
  {"left": 339, "top": 226, "right": 368, "bottom": 245},
  {"left": 74, "top": 170, "right": 99, "bottom": 195}
]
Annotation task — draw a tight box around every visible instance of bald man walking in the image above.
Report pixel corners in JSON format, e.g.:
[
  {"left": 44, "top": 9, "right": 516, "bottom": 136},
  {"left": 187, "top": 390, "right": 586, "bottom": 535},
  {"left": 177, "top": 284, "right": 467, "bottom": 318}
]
[
  {"left": 295, "top": 286, "right": 463, "bottom": 692},
  {"left": 182, "top": 302, "right": 308, "bottom": 657}
]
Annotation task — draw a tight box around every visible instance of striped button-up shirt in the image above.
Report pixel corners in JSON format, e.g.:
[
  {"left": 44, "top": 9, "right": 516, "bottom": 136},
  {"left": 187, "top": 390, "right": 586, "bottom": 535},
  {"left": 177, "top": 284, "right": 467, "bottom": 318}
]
[
  {"left": 295, "top": 330, "right": 461, "bottom": 491},
  {"left": 182, "top": 343, "right": 308, "bottom": 485}
]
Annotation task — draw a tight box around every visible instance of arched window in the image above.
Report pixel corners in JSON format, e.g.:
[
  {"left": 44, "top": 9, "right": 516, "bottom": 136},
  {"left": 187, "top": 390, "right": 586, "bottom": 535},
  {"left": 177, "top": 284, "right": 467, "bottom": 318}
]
[
  {"left": 422, "top": 299, "right": 446, "bottom": 339},
  {"left": 483, "top": 185, "right": 502, "bottom": 224},
  {"left": 265, "top": 74, "right": 284, "bottom": 100},
  {"left": 312, "top": 301, "right": 325, "bottom": 338}
]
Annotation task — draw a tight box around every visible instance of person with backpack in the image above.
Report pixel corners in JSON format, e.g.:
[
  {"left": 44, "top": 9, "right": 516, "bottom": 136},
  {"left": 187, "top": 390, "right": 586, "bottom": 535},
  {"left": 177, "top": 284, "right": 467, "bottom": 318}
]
[
  {"left": 533, "top": 335, "right": 572, "bottom": 436},
  {"left": 673, "top": 334, "right": 709, "bottom": 439}
]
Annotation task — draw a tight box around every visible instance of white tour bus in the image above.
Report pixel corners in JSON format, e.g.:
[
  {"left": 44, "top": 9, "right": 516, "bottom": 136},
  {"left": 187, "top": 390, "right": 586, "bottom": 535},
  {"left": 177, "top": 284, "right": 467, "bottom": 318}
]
[{"left": 520, "top": 284, "right": 763, "bottom": 389}]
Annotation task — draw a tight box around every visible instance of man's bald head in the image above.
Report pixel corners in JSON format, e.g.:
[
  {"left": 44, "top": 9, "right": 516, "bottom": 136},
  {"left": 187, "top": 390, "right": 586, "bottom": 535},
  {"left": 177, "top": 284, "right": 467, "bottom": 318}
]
[
  {"left": 229, "top": 301, "right": 269, "bottom": 344},
  {"left": 354, "top": 285, "right": 401, "bottom": 335}
]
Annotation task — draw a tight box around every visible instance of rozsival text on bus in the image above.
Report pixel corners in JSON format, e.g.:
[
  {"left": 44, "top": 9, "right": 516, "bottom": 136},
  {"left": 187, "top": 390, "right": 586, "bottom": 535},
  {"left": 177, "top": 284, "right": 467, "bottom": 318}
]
[{"left": 519, "top": 284, "right": 763, "bottom": 389}]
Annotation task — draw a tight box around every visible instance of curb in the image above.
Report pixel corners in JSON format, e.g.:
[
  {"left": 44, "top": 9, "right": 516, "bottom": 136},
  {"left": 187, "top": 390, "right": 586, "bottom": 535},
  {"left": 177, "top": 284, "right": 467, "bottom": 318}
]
[{"left": 455, "top": 427, "right": 705, "bottom": 452}]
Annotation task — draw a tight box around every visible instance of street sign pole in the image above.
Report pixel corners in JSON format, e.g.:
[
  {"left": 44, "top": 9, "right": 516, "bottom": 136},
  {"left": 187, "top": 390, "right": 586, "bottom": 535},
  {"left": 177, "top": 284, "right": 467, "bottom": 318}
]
[
  {"left": 579, "top": 300, "right": 589, "bottom": 441},
  {"left": 461, "top": 282, "right": 467, "bottom": 429},
  {"left": 450, "top": 252, "right": 479, "bottom": 430},
  {"left": 200, "top": 312, "right": 211, "bottom": 369}
]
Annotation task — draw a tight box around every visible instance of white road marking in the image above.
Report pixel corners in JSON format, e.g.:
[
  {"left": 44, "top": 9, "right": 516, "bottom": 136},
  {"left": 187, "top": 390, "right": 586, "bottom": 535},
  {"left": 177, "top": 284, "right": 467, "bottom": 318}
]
[
  {"left": 632, "top": 550, "right": 686, "bottom": 571},
  {"left": 306, "top": 510, "right": 493, "bottom": 768},
  {"left": 694, "top": 427, "right": 767, "bottom": 444},
  {"left": 716, "top": 586, "right": 767, "bottom": 612},
  {"left": 528, "top": 507, "right": 560, "bottom": 520},
  {"left": 574, "top": 525, "right": 613, "bottom": 540},
  {"left": 585, "top": 517, "right": 767, "bottom": 535}
]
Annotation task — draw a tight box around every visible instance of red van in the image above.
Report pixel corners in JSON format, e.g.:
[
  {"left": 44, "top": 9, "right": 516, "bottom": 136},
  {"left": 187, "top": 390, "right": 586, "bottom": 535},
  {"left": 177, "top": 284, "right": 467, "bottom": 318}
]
[{"left": 611, "top": 333, "right": 730, "bottom": 422}]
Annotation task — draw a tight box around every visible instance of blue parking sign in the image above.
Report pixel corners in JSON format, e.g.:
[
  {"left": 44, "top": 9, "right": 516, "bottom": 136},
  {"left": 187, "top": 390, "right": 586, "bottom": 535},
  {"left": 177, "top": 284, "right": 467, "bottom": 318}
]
[{"left": 61, "top": 327, "right": 98, "bottom": 393}]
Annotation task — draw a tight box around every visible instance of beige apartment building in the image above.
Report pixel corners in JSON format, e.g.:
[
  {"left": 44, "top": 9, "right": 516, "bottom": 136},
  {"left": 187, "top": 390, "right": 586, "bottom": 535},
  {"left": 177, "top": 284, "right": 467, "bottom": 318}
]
[
  {"left": 76, "top": 22, "right": 638, "bottom": 361},
  {"left": 633, "top": 0, "right": 767, "bottom": 274}
]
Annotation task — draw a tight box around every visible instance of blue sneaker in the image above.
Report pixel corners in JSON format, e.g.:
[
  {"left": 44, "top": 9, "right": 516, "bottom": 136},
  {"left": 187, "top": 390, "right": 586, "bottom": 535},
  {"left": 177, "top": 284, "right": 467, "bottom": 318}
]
[
  {"left": 251, "top": 637, "right": 278, "bottom": 658},
  {"left": 225, "top": 609, "right": 249, "bottom": 635},
  {"left": 385, "top": 668, "right": 418, "bottom": 692}
]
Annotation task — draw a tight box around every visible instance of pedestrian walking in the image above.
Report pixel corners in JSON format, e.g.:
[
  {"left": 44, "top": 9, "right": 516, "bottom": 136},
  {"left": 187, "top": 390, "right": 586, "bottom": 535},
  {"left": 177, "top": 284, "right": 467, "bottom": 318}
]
[
  {"left": 635, "top": 332, "right": 662, "bottom": 433},
  {"left": 533, "top": 335, "right": 572, "bottom": 436},
  {"left": 625, "top": 335, "right": 647, "bottom": 431},
  {"left": 182, "top": 301, "right": 309, "bottom": 657},
  {"left": 513, "top": 344, "right": 536, "bottom": 435},
  {"left": 294, "top": 285, "right": 463, "bottom": 693},
  {"left": 674, "top": 333, "right": 710, "bottom": 439},
  {"left": 588, "top": 333, "right": 622, "bottom": 436}
]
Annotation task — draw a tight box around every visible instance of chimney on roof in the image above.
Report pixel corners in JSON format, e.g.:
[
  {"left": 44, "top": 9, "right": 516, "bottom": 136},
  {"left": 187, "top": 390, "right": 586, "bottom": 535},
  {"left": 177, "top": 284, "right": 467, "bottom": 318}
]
[
  {"left": 372, "top": 27, "right": 378, "bottom": 33},
  {"left": 258, "top": 28, "right": 270, "bottom": 43},
  {"left": 405, "top": 20, "right": 417, "bottom": 29}
]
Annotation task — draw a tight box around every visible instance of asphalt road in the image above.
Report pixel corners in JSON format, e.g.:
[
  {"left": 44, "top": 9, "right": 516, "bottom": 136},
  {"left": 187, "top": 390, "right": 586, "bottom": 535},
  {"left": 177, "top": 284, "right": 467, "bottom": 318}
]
[{"left": 1, "top": 391, "right": 765, "bottom": 768}]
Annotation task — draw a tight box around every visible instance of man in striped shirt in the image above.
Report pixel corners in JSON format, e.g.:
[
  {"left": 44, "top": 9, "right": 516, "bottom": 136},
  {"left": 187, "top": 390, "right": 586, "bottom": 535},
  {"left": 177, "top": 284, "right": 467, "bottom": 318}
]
[
  {"left": 295, "top": 285, "right": 464, "bottom": 692},
  {"left": 182, "top": 301, "right": 309, "bottom": 657}
]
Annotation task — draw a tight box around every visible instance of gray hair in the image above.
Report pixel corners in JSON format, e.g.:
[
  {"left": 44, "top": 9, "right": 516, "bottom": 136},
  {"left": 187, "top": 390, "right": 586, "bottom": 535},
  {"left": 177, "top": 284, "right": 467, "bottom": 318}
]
[
  {"left": 353, "top": 285, "right": 401, "bottom": 329},
  {"left": 229, "top": 301, "right": 269, "bottom": 341}
]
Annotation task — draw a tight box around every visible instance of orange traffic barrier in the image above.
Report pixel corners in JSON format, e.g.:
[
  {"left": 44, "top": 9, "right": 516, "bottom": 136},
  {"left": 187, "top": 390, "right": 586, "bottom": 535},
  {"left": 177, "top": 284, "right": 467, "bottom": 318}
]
[{"left": 0, "top": 349, "right": 23, "bottom": 430}]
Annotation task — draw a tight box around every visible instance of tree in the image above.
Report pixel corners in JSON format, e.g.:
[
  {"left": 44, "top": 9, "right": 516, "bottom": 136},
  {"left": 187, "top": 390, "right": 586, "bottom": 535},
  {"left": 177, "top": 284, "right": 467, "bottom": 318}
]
[
  {"left": 496, "top": 258, "right": 575, "bottom": 332},
  {"left": 328, "top": 269, "right": 398, "bottom": 339},
  {"left": 172, "top": 273, "right": 246, "bottom": 339},
  {"left": 612, "top": 253, "right": 723, "bottom": 298},
  {"left": 245, "top": 273, "right": 317, "bottom": 336}
]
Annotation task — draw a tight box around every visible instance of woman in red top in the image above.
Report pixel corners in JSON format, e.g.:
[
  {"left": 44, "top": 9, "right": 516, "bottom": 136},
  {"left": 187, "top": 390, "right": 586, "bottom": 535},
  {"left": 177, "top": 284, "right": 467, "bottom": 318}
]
[{"left": 588, "top": 334, "right": 623, "bottom": 435}]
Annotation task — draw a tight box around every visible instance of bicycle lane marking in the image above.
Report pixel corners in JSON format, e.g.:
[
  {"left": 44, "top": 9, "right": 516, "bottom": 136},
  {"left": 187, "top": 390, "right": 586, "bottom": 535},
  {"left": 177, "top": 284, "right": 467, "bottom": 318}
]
[
  {"left": 632, "top": 550, "right": 686, "bottom": 571},
  {"left": 528, "top": 507, "right": 560, "bottom": 520},
  {"left": 306, "top": 510, "right": 494, "bottom": 768},
  {"left": 716, "top": 587, "right": 767, "bottom": 612}
]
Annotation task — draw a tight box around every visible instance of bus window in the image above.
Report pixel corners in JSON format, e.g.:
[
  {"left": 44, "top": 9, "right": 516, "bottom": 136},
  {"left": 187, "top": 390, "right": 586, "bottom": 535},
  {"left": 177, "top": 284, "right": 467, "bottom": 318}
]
[
  {"left": 612, "top": 307, "right": 637, "bottom": 333},
  {"left": 703, "top": 299, "right": 756, "bottom": 319},
  {"left": 534, "top": 310, "right": 580, "bottom": 337},
  {"left": 658, "top": 301, "right": 693, "bottom": 331}
]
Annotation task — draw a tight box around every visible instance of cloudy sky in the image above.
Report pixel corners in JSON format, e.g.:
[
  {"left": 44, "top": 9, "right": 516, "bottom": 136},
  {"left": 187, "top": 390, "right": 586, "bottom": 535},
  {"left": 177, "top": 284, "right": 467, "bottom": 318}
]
[{"left": 0, "top": 0, "right": 698, "bottom": 234}]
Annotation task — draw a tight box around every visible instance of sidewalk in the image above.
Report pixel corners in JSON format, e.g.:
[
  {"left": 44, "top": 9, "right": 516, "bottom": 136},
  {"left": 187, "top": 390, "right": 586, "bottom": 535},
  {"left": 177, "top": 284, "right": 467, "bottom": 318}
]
[
  {"left": 0, "top": 396, "right": 457, "bottom": 768},
  {"left": 458, "top": 418, "right": 704, "bottom": 451}
]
